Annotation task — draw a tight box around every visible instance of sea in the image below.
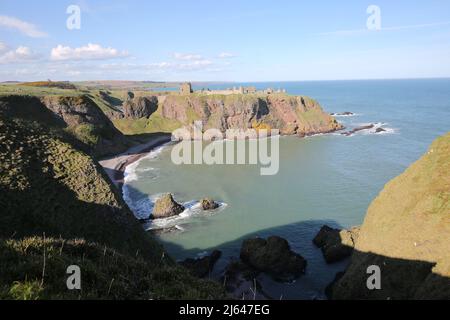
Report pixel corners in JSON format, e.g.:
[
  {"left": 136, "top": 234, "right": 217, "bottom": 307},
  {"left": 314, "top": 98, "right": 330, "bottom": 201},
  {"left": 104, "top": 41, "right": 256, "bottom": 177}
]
[{"left": 122, "top": 79, "right": 450, "bottom": 299}]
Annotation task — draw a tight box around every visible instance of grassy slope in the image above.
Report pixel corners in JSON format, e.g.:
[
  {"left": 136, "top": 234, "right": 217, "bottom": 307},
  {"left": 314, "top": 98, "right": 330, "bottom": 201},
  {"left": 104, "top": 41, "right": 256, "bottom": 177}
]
[
  {"left": 332, "top": 132, "right": 450, "bottom": 299},
  {"left": 0, "top": 100, "right": 225, "bottom": 299}
]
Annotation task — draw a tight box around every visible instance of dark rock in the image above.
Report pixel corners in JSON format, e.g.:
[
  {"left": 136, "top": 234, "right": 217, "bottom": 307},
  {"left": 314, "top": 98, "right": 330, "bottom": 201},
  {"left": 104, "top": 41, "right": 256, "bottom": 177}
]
[
  {"left": 325, "top": 271, "right": 345, "bottom": 299},
  {"left": 341, "top": 124, "right": 374, "bottom": 136},
  {"left": 221, "top": 260, "right": 271, "bottom": 300},
  {"left": 179, "top": 250, "right": 222, "bottom": 278},
  {"left": 313, "top": 225, "right": 360, "bottom": 263},
  {"left": 331, "top": 112, "right": 354, "bottom": 116},
  {"left": 240, "top": 236, "right": 307, "bottom": 282},
  {"left": 200, "top": 198, "right": 220, "bottom": 210},
  {"left": 123, "top": 96, "right": 157, "bottom": 119},
  {"left": 151, "top": 194, "right": 185, "bottom": 219},
  {"left": 126, "top": 91, "right": 135, "bottom": 100},
  {"left": 375, "top": 127, "right": 386, "bottom": 133}
]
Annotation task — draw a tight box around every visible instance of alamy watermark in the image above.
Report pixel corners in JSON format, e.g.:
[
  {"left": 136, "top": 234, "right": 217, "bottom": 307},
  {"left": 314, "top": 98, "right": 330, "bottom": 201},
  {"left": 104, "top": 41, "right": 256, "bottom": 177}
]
[
  {"left": 66, "top": 5, "right": 81, "bottom": 30},
  {"left": 366, "top": 265, "right": 381, "bottom": 290},
  {"left": 367, "top": 5, "right": 382, "bottom": 31},
  {"left": 171, "top": 121, "right": 280, "bottom": 176},
  {"left": 66, "top": 265, "right": 81, "bottom": 290}
]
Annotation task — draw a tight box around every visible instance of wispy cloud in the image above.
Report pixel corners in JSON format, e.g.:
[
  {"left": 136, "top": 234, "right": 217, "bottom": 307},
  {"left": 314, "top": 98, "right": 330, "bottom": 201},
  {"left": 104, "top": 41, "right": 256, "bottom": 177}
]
[
  {"left": 218, "top": 52, "right": 237, "bottom": 59},
  {"left": 0, "top": 15, "right": 48, "bottom": 38},
  {"left": 173, "top": 52, "right": 204, "bottom": 61},
  {"left": 317, "top": 21, "right": 450, "bottom": 36},
  {"left": 51, "top": 43, "right": 129, "bottom": 61},
  {"left": 101, "top": 59, "right": 214, "bottom": 72}
]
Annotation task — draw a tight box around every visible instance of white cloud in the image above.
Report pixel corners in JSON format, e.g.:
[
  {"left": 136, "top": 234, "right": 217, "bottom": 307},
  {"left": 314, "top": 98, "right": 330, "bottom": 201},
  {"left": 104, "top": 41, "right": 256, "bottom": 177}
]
[
  {"left": 0, "top": 15, "right": 47, "bottom": 38},
  {"left": 0, "top": 46, "right": 40, "bottom": 64},
  {"left": 218, "top": 52, "right": 237, "bottom": 59},
  {"left": 173, "top": 52, "right": 204, "bottom": 61},
  {"left": 51, "top": 43, "right": 129, "bottom": 61}
]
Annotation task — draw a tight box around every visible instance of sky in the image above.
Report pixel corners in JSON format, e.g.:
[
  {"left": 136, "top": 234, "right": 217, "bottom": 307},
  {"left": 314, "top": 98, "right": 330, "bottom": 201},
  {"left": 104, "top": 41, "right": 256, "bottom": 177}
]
[{"left": 1, "top": 0, "right": 450, "bottom": 82}]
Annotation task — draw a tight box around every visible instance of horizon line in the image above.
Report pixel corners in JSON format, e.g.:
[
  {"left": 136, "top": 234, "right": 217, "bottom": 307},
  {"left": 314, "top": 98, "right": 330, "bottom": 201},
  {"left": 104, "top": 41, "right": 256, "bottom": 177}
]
[{"left": 2, "top": 76, "right": 450, "bottom": 84}]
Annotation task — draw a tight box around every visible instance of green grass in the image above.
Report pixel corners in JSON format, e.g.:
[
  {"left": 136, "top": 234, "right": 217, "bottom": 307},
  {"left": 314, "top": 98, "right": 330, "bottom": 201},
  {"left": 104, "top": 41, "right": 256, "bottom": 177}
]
[
  {"left": 113, "top": 113, "right": 183, "bottom": 134},
  {"left": 0, "top": 114, "right": 226, "bottom": 300}
]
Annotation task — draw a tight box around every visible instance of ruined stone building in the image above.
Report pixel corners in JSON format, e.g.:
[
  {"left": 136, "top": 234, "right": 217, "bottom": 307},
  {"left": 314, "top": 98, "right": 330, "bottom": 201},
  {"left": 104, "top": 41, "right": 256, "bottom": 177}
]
[{"left": 180, "top": 82, "right": 193, "bottom": 94}]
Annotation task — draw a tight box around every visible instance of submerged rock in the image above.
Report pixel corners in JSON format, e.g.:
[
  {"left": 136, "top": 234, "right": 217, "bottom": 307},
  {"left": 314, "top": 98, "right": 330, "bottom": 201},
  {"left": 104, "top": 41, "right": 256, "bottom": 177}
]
[
  {"left": 180, "top": 250, "right": 222, "bottom": 278},
  {"left": 375, "top": 127, "right": 386, "bottom": 133},
  {"left": 151, "top": 193, "right": 185, "bottom": 219},
  {"left": 313, "top": 225, "right": 360, "bottom": 263},
  {"left": 200, "top": 198, "right": 220, "bottom": 210},
  {"left": 240, "top": 236, "right": 307, "bottom": 282}
]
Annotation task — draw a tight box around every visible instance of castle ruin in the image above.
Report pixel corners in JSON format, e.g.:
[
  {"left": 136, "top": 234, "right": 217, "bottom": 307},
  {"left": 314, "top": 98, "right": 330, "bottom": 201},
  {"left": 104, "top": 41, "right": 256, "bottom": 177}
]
[
  {"left": 180, "top": 82, "right": 193, "bottom": 95},
  {"left": 180, "top": 82, "right": 286, "bottom": 96}
]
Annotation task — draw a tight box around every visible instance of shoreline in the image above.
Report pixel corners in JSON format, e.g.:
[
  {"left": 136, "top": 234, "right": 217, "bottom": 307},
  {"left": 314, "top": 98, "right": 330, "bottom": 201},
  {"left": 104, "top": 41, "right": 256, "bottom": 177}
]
[
  {"left": 98, "top": 126, "right": 346, "bottom": 190},
  {"left": 99, "top": 134, "right": 172, "bottom": 189}
]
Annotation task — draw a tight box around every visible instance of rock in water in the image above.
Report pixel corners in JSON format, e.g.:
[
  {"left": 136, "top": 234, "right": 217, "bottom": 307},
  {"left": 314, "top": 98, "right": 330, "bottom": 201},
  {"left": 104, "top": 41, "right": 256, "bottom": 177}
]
[
  {"left": 151, "top": 194, "right": 185, "bottom": 219},
  {"left": 341, "top": 124, "right": 375, "bottom": 136},
  {"left": 200, "top": 198, "right": 220, "bottom": 210},
  {"left": 179, "top": 250, "right": 222, "bottom": 278},
  {"left": 331, "top": 112, "right": 354, "bottom": 116},
  {"left": 313, "top": 225, "right": 360, "bottom": 263},
  {"left": 375, "top": 127, "right": 386, "bottom": 133},
  {"left": 240, "top": 236, "right": 307, "bottom": 282}
]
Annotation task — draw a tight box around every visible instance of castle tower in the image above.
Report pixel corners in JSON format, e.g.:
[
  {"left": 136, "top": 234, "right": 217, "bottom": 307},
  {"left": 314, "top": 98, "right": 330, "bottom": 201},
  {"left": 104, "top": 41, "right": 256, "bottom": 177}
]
[{"left": 180, "top": 82, "right": 193, "bottom": 95}]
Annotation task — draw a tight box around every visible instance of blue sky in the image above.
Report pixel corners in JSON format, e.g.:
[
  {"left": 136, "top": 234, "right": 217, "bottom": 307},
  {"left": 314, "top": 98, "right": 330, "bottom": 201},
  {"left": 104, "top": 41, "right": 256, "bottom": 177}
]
[{"left": 1, "top": 0, "right": 450, "bottom": 81}]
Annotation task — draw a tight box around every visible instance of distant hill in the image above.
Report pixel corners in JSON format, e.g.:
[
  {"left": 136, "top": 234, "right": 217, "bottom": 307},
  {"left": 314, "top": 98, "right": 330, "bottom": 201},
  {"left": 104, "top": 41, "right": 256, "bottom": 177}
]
[{"left": 22, "top": 81, "right": 77, "bottom": 90}]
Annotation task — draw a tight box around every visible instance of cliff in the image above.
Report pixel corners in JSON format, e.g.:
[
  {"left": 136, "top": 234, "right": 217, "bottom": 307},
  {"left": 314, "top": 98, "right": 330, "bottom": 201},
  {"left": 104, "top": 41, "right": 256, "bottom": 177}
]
[
  {"left": 0, "top": 97, "right": 225, "bottom": 299},
  {"left": 113, "top": 93, "right": 342, "bottom": 136},
  {"left": 330, "top": 133, "right": 450, "bottom": 299},
  {"left": 0, "top": 95, "right": 131, "bottom": 158},
  {"left": 161, "top": 93, "right": 342, "bottom": 136}
]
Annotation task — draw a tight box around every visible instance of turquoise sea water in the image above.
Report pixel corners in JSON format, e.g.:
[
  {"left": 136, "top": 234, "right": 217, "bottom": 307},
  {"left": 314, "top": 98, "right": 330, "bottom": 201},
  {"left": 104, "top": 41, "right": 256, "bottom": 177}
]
[{"left": 123, "top": 79, "right": 450, "bottom": 299}]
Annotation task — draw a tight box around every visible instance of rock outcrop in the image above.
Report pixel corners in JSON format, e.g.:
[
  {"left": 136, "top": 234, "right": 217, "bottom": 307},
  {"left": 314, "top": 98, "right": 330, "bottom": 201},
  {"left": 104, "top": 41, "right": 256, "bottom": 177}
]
[
  {"left": 341, "top": 124, "right": 375, "bottom": 136},
  {"left": 161, "top": 94, "right": 342, "bottom": 137},
  {"left": 313, "top": 225, "right": 360, "bottom": 263},
  {"left": 179, "top": 250, "right": 222, "bottom": 278},
  {"left": 200, "top": 198, "right": 220, "bottom": 210},
  {"left": 331, "top": 112, "right": 354, "bottom": 116},
  {"left": 123, "top": 96, "right": 158, "bottom": 119},
  {"left": 330, "top": 133, "right": 450, "bottom": 300},
  {"left": 240, "top": 236, "right": 307, "bottom": 282},
  {"left": 151, "top": 194, "right": 185, "bottom": 219}
]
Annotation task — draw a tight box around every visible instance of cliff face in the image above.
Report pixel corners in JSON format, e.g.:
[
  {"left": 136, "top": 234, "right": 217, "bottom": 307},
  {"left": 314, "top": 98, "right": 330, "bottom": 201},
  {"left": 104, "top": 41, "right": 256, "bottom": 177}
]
[
  {"left": 0, "top": 95, "right": 129, "bottom": 157},
  {"left": 161, "top": 94, "right": 342, "bottom": 136},
  {"left": 0, "top": 98, "right": 225, "bottom": 299},
  {"left": 123, "top": 96, "right": 158, "bottom": 119},
  {"left": 331, "top": 133, "right": 450, "bottom": 300}
]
